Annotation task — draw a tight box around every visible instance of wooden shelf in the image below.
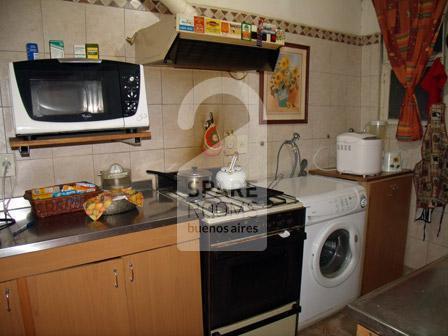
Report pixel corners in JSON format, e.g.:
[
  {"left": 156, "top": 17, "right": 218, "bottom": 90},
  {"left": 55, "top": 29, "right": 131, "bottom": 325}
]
[
  {"left": 10, "top": 131, "right": 151, "bottom": 156},
  {"left": 309, "top": 168, "right": 413, "bottom": 182},
  {"left": 179, "top": 31, "right": 283, "bottom": 50}
]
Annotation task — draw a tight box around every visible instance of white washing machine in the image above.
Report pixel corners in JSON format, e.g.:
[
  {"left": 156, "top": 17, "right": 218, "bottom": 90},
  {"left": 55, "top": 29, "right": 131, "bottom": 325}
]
[{"left": 270, "top": 175, "right": 367, "bottom": 330}]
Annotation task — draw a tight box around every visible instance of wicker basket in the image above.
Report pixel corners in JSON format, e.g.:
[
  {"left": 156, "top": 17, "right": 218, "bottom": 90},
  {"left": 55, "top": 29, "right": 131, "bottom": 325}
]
[{"left": 24, "top": 183, "right": 101, "bottom": 218}]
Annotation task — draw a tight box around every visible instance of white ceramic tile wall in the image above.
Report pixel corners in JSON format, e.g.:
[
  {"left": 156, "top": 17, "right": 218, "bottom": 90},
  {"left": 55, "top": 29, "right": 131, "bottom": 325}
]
[
  {"left": 0, "top": 0, "right": 361, "bottom": 197},
  {"left": 357, "top": 43, "right": 381, "bottom": 131}
]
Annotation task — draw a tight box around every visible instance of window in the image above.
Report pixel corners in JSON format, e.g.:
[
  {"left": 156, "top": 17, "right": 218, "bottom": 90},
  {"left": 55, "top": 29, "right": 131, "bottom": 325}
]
[{"left": 380, "top": 19, "right": 446, "bottom": 123}]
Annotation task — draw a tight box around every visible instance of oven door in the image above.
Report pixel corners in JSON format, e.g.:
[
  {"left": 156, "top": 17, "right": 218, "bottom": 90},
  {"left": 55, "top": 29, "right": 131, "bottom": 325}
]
[
  {"left": 206, "top": 227, "right": 305, "bottom": 331},
  {"left": 11, "top": 59, "right": 126, "bottom": 135}
]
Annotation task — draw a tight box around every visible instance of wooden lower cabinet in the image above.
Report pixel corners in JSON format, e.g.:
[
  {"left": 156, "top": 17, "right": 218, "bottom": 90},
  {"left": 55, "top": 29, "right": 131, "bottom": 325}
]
[
  {"left": 361, "top": 174, "right": 413, "bottom": 294},
  {"left": 27, "top": 258, "right": 130, "bottom": 336},
  {"left": 23, "top": 238, "right": 202, "bottom": 336},
  {"left": 0, "top": 280, "right": 25, "bottom": 336},
  {"left": 123, "top": 239, "right": 203, "bottom": 336}
]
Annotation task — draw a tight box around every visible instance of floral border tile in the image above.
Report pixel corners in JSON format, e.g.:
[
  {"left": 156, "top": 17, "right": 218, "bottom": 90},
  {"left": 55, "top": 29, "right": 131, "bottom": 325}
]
[{"left": 63, "top": 0, "right": 381, "bottom": 46}]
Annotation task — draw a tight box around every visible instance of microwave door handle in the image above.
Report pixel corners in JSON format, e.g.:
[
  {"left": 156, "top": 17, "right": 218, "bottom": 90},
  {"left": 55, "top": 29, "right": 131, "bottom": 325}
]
[
  {"left": 57, "top": 58, "right": 102, "bottom": 64},
  {"left": 82, "top": 89, "right": 87, "bottom": 112},
  {"left": 92, "top": 82, "right": 98, "bottom": 113}
]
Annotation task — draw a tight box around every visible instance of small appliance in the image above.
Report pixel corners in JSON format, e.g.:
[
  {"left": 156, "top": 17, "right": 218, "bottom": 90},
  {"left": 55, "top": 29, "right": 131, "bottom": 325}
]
[
  {"left": 382, "top": 151, "right": 402, "bottom": 172},
  {"left": 336, "top": 132, "right": 382, "bottom": 176},
  {"left": 99, "top": 163, "right": 136, "bottom": 216},
  {"left": 9, "top": 59, "right": 149, "bottom": 135},
  {"left": 99, "top": 163, "right": 132, "bottom": 190}
]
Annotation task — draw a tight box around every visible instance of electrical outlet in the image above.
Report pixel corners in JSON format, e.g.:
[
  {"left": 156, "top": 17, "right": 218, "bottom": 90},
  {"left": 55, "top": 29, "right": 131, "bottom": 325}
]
[
  {"left": 224, "top": 130, "right": 238, "bottom": 156},
  {"left": 0, "top": 154, "right": 15, "bottom": 177}
]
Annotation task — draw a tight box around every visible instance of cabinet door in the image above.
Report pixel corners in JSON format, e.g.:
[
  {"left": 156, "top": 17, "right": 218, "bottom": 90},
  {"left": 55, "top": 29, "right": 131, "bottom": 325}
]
[
  {"left": 123, "top": 240, "right": 203, "bottom": 336},
  {"left": 27, "top": 258, "right": 130, "bottom": 336},
  {"left": 0, "top": 280, "right": 25, "bottom": 336},
  {"left": 361, "top": 175, "right": 412, "bottom": 294}
]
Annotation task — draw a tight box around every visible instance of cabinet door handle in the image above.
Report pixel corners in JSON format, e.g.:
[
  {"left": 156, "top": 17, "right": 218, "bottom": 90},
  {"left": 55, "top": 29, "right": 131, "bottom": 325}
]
[
  {"left": 113, "top": 269, "right": 119, "bottom": 288},
  {"left": 129, "top": 263, "right": 135, "bottom": 282},
  {"left": 4, "top": 288, "right": 11, "bottom": 312}
]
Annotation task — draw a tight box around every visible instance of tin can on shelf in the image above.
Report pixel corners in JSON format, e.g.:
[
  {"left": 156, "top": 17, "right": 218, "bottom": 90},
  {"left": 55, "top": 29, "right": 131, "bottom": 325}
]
[
  {"left": 205, "top": 18, "right": 221, "bottom": 34},
  {"left": 194, "top": 16, "right": 205, "bottom": 33},
  {"left": 241, "top": 22, "right": 251, "bottom": 41}
]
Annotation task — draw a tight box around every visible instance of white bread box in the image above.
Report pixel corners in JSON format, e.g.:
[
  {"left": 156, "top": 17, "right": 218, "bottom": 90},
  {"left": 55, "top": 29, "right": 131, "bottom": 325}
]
[{"left": 336, "top": 132, "right": 382, "bottom": 176}]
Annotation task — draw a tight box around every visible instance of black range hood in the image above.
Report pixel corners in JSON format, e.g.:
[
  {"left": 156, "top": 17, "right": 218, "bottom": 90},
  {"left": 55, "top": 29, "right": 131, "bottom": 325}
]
[
  {"left": 165, "top": 35, "right": 279, "bottom": 71},
  {"left": 132, "top": 15, "right": 281, "bottom": 72}
]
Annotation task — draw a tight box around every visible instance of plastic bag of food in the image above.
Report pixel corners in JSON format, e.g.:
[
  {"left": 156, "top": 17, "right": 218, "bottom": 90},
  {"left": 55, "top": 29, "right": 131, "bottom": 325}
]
[
  {"left": 83, "top": 192, "right": 113, "bottom": 221},
  {"left": 120, "top": 187, "right": 144, "bottom": 207},
  {"left": 83, "top": 188, "right": 143, "bottom": 221}
]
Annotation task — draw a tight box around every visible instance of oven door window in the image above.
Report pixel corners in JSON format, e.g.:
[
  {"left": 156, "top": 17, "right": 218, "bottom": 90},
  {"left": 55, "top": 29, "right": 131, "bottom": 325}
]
[
  {"left": 16, "top": 68, "right": 122, "bottom": 122},
  {"left": 208, "top": 230, "right": 303, "bottom": 329}
]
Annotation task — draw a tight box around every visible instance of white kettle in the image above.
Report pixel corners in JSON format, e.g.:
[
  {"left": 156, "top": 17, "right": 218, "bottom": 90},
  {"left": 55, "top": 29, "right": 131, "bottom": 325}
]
[{"left": 216, "top": 153, "right": 246, "bottom": 190}]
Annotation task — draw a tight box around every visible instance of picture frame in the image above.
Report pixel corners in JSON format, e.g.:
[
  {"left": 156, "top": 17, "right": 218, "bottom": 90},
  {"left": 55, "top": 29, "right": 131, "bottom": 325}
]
[{"left": 259, "top": 43, "right": 310, "bottom": 124}]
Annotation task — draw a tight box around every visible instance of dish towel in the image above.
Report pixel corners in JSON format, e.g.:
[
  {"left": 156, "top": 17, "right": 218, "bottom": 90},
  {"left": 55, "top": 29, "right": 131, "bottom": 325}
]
[{"left": 414, "top": 104, "right": 448, "bottom": 239}]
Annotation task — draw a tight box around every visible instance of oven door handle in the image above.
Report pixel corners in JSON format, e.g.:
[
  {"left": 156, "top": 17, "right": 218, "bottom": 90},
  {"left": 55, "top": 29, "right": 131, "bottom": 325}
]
[
  {"left": 211, "top": 303, "right": 300, "bottom": 336},
  {"left": 210, "top": 228, "right": 303, "bottom": 249},
  {"left": 278, "top": 230, "right": 290, "bottom": 238}
]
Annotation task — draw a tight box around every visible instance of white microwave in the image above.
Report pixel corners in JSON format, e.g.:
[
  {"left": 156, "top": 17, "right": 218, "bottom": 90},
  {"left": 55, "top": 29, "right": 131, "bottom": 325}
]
[{"left": 9, "top": 59, "right": 149, "bottom": 136}]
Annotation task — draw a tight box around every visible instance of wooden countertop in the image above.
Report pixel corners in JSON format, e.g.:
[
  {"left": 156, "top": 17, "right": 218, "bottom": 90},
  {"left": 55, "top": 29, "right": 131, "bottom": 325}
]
[{"left": 309, "top": 169, "right": 413, "bottom": 182}]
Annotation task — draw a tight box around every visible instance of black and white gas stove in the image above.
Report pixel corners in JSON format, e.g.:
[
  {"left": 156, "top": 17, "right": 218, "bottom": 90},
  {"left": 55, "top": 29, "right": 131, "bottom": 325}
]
[{"left": 161, "top": 180, "right": 306, "bottom": 336}]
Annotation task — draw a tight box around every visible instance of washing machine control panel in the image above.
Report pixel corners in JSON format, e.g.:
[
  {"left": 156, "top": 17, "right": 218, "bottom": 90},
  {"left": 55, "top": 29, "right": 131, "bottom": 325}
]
[
  {"left": 303, "top": 187, "right": 367, "bottom": 222},
  {"left": 333, "top": 193, "right": 358, "bottom": 213}
]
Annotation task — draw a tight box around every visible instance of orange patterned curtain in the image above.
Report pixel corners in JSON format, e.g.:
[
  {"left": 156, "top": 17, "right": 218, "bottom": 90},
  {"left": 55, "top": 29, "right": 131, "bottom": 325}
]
[{"left": 373, "top": 0, "right": 447, "bottom": 141}]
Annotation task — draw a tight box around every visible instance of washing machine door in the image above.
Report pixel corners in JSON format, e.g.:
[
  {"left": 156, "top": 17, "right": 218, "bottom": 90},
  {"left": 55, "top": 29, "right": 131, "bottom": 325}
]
[{"left": 311, "top": 221, "right": 360, "bottom": 288}]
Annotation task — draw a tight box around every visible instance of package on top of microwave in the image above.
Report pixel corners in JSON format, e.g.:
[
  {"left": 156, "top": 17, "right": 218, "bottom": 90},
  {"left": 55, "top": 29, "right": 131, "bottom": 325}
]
[
  {"left": 85, "top": 43, "right": 99, "bottom": 59},
  {"left": 49, "top": 40, "right": 64, "bottom": 58}
]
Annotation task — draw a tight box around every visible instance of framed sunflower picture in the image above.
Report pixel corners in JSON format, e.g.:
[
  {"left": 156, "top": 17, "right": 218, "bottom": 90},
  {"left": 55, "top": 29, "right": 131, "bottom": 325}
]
[{"left": 259, "top": 43, "right": 309, "bottom": 124}]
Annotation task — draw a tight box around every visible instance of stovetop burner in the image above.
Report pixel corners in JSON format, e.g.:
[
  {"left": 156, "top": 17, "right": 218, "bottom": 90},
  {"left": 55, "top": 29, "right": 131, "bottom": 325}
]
[
  {"left": 164, "top": 185, "right": 298, "bottom": 220},
  {"left": 193, "top": 197, "right": 232, "bottom": 216}
]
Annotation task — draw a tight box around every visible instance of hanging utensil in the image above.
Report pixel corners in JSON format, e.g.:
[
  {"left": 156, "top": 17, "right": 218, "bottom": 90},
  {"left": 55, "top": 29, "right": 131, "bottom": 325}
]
[{"left": 203, "top": 112, "right": 222, "bottom": 156}]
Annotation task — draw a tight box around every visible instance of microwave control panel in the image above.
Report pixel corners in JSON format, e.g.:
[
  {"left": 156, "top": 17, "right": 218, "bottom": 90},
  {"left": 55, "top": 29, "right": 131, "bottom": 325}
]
[{"left": 120, "top": 72, "right": 140, "bottom": 117}]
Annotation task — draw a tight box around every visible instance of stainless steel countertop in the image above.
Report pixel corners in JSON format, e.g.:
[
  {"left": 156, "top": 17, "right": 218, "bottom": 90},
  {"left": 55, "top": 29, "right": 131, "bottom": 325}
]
[
  {"left": 0, "top": 189, "right": 197, "bottom": 258},
  {"left": 349, "top": 256, "right": 448, "bottom": 336}
]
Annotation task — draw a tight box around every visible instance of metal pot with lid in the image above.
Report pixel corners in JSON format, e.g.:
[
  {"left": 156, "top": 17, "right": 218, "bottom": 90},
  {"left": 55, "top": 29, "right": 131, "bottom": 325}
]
[
  {"left": 147, "top": 166, "right": 212, "bottom": 198},
  {"left": 100, "top": 163, "right": 132, "bottom": 190},
  {"left": 177, "top": 166, "right": 212, "bottom": 197}
]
